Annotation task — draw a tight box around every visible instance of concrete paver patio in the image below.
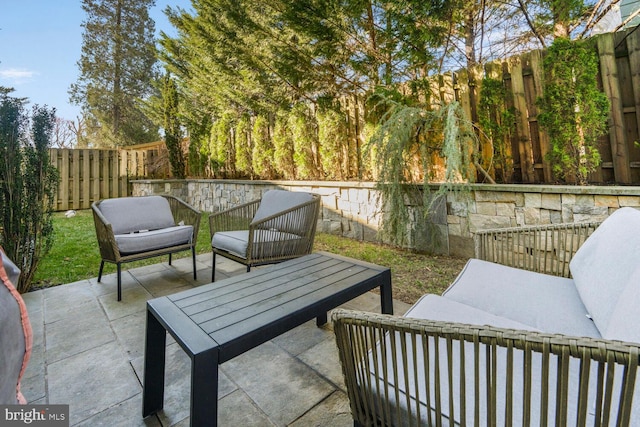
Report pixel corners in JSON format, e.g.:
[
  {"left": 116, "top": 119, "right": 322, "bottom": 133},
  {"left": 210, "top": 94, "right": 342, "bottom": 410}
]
[{"left": 19, "top": 253, "right": 410, "bottom": 426}]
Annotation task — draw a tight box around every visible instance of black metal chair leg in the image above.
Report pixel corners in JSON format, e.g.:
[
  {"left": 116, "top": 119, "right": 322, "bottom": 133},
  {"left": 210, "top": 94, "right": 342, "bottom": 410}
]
[
  {"left": 98, "top": 260, "right": 105, "bottom": 282},
  {"left": 168, "top": 253, "right": 172, "bottom": 265},
  {"left": 117, "top": 263, "right": 122, "bottom": 302},
  {"left": 192, "top": 247, "right": 197, "bottom": 280}
]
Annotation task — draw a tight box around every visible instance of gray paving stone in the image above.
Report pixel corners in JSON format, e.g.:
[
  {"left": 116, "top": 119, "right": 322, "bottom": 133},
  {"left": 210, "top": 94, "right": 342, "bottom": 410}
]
[
  {"left": 74, "top": 394, "right": 161, "bottom": 427},
  {"left": 111, "top": 311, "right": 147, "bottom": 361},
  {"left": 47, "top": 340, "right": 140, "bottom": 425},
  {"left": 136, "top": 269, "right": 190, "bottom": 298},
  {"left": 272, "top": 320, "right": 333, "bottom": 357},
  {"left": 298, "top": 335, "right": 345, "bottom": 391},
  {"left": 289, "top": 390, "right": 353, "bottom": 427},
  {"left": 45, "top": 304, "right": 115, "bottom": 363},
  {"left": 221, "top": 341, "right": 335, "bottom": 426},
  {"left": 99, "top": 286, "right": 153, "bottom": 321},
  {"left": 217, "top": 390, "right": 275, "bottom": 427}
]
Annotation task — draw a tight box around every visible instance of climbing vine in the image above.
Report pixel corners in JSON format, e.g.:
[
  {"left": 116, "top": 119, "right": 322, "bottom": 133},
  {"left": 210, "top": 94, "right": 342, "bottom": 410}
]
[
  {"left": 537, "top": 37, "right": 609, "bottom": 184},
  {"left": 478, "top": 77, "right": 515, "bottom": 183}
]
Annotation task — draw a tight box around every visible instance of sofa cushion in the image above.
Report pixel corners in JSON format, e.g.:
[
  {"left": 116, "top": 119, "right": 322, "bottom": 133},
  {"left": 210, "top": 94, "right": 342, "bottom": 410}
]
[
  {"left": 98, "top": 196, "right": 176, "bottom": 235},
  {"left": 115, "top": 225, "right": 193, "bottom": 255},
  {"left": 442, "top": 259, "right": 600, "bottom": 338},
  {"left": 212, "top": 229, "right": 302, "bottom": 259},
  {"left": 603, "top": 263, "right": 640, "bottom": 343},
  {"left": 0, "top": 248, "right": 32, "bottom": 405},
  {"left": 405, "top": 294, "right": 540, "bottom": 331},
  {"left": 251, "top": 190, "right": 314, "bottom": 226},
  {"left": 570, "top": 207, "right": 640, "bottom": 335}
]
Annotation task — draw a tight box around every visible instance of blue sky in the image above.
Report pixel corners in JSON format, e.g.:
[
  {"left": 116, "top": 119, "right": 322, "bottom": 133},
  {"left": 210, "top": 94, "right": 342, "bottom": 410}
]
[{"left": 0, "top": 0, "right": 191, "bottom": 121}]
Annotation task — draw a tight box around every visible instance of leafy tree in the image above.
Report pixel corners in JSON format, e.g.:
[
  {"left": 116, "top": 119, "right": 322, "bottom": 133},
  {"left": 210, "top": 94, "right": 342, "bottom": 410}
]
[
  {"left": 252, "top": 114, "right": 275, "bottom": 178},
  {"left": 318, "top": 100, "right": 349, "bottom": 180},
  {"left": 289, "top": 103, "right": 321, "bottom": 180},
  {"left": 161, "top": 73, "right": 186, "bottom": 178},
  {"left": 0, "top": 93, "right": 59, "bottom": 292},
  {"left": 235, "top": 113, "right": 253, "bottom": 178},
  {"left": 272, "top": 112, "right": 296, "bottom": 179},
  {"left": 70, "top": 0, "right": 159, "bottom": 147}
]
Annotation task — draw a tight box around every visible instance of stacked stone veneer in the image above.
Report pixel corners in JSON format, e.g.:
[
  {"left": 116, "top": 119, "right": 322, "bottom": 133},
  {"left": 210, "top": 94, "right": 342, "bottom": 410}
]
[{"left": 131, "top": 179, "right": 640, "bottom": 258}]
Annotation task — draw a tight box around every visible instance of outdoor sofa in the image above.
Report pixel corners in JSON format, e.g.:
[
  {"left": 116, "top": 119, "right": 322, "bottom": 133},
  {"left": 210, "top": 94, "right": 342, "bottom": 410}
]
[
  {"left": 92, "top": 195, "right": 201, "bottom": 301},
  {"left": 334, "top": 206, "right": 640, "bottom": 426}
]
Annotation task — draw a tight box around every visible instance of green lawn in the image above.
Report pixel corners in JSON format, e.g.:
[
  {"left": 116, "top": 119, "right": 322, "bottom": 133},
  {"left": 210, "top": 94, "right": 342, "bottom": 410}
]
[{"left": 33, "top": 209, "right": 468, "bottom": 304}]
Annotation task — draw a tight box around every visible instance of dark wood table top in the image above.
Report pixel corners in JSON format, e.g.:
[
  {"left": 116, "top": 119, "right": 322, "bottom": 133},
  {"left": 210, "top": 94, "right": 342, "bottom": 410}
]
[{"left": 147, "top": 251, "right": 391, "bottom": 363}]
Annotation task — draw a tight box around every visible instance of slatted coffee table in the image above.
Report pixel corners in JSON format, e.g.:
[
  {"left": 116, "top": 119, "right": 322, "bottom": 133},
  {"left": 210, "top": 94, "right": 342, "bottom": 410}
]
[{"left": 142, "top": 251, "right": 393, "bottom": 426}]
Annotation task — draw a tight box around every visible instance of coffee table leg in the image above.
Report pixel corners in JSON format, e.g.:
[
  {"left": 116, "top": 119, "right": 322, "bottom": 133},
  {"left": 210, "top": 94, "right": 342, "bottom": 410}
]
[
  {"left": 142, "top": 309, "right": 167, "bottom": 417},
  {"left": 316, "top": 312, "right": 328, "bottom": 326},
  {"left": 191, "top": 348, "right": 219, "bottom": 427},
  {"left": 380, "top": 272, "right": 393, "bottom": 315}
]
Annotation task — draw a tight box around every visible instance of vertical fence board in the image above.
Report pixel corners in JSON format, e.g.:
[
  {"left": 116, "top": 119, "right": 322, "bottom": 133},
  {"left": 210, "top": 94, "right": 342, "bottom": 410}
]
[
  {"left": 628, "top": 29, "right": 640, "bottom": 144},
  {"left": 529, "top": 50, "right": 553, "bottom": 183},
  {"left": 509, "top": 56, "right": 536, "bottom": 183},
  {"left": 61, "top": 149, "right": 70, "bottom": 210},
  {"left": 598, "top": 33, "right": 631, "bottom": 183},
  {"left": 72, "top": 149, "right": 81, "bottom": 209},
  {"left": 82, "top": 149, "right": 91, "bottom": 208}
]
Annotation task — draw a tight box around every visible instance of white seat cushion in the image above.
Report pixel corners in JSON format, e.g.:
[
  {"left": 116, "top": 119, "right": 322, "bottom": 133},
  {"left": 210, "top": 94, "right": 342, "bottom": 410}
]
[
  {"left": 115, "top": 225, "right": 193, "bottom": 255},
  {"left": 212, "top": 229, "right": 302, "bottom": 259},
  {"left": 442, "top": 259, "right": 600, "bottom": 338}
]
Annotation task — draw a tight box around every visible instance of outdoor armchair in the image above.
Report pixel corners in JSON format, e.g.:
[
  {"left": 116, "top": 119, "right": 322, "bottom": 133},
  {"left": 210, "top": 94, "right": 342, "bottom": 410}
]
[
  {"left": 92, "top": 195, "right": 201, "bottom": 301},
  {"left": 209, "top": 190, "right": 321, "bottom": 281}
]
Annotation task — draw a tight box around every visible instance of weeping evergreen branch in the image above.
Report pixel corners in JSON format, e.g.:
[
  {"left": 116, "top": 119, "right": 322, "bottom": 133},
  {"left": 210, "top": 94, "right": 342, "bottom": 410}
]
[{"left": 367, "top": 96, "right": 478, "bottom": 246}]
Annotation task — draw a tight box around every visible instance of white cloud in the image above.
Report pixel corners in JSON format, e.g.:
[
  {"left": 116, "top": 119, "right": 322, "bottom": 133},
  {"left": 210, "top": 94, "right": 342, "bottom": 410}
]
[{"left": 0, "top": 68, "right": 38, "bottom": 84}]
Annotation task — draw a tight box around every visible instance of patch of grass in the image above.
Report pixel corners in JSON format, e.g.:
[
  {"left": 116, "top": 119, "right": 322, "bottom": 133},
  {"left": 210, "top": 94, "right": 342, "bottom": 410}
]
[
  {"left": 33, "top": 210, "right": 469, "bottom": 304},
  {"left": 314, "top": 234, "right": 468, "bottom": 304}
]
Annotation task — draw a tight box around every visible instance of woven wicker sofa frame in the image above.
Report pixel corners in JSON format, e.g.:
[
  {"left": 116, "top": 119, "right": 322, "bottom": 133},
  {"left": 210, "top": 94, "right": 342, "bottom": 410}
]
[
  {"left": 333, "top": 216, "right": 640, "bottom": 426},
  {"left": 92, "top": 195, "right": 201, "bottom": 301},
  {"left": 208, "top": 192, "right": 321, "bottom": 281},
  {"left": 333, "top": 309, "right": 640, "bottom": 427}
]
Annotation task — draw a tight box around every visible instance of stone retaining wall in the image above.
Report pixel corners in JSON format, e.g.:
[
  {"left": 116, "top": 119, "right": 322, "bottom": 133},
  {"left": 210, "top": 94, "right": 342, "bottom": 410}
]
[{"left": 132, "top": 179, "right": 640, "bottom": 258}]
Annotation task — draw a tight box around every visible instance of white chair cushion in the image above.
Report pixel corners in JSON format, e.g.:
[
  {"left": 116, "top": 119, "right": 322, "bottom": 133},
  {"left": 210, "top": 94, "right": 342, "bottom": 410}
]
[
  {"left": 212, "top": 229, "right": 302, "bottom": 259},
  {"left": 98, "top": 196, "right": 176, "bottom": 235},
  {"left": 115, "top": 225, "right": 193, "bottom": 255}
]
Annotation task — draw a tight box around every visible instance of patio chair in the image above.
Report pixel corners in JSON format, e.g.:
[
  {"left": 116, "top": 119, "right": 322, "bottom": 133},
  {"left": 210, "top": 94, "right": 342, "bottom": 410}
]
[
  {"left": 209, "top": 190, "right": 321, "bottom": 281},
  {"left": 92, "top": 195, "right": 201, "bottom": 301}
]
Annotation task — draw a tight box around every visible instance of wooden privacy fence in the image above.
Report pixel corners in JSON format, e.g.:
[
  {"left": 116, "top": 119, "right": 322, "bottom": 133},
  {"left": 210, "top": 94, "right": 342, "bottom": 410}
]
[
  {"left": 432, "top": 29, "right": 640, "bottom": 184},
  {"left": 335, "top": 28, "right": 640, "bottom": 185},
  {"left": 49, "top": 148, "right": 152, "bottom": 211}
]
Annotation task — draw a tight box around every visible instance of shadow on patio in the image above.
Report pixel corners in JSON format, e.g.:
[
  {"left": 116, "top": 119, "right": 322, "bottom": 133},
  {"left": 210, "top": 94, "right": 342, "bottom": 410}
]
[{"left": 20, "top": 253, "right": 410, "bottom": 426}]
